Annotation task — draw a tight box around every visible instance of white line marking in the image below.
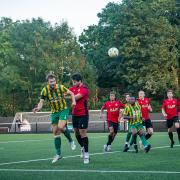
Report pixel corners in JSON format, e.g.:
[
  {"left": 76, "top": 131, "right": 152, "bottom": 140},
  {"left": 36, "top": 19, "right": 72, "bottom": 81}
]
[
  {"left": 0, "top": 169, "right": 180, "bottom": 174},
  {"left": 0, "top": 145, "right": 179, "bottom": 166},
  {"left": 0, "top": 139, "right": 52, "bottom": 144},
  {"left": 0, "top": 136, "right": 106, "bottom": 144}
]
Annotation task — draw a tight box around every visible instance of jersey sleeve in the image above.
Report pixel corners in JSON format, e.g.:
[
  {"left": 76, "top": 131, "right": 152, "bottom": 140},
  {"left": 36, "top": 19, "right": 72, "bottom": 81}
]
[
  {"left": 40, "top": 87, "right": 47, "bottom": 100},
  {"left": 102, "top": 102, "right": 107, "bottom": 109},
  {"left": 60, "top": 85, "right": 68, "bottom": 93}
]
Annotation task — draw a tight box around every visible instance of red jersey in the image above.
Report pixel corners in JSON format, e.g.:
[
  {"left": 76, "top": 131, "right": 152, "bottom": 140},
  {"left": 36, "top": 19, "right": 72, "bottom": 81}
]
[
  {"left": 137, "top": 98, "right": 151, "bottom": 120},
  {"left": 162, "top": 98, "right": 180, "bottom": 120},
  {"left": 69, "top": 84, "right": 89, "bottom": 116},
  {"left": 102, "top": 101, "right": 125, "bottom": 123}
]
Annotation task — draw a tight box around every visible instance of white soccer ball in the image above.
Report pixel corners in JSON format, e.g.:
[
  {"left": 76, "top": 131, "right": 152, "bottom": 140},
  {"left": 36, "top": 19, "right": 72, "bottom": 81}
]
[{"left": 108, "top": 47, "right": 119, "bottom": 57}]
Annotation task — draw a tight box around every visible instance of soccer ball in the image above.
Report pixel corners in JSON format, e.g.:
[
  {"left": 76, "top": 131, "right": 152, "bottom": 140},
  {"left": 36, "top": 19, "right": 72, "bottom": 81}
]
[{"left": 108, "top": 47, "right": 119, "bottom": 57}]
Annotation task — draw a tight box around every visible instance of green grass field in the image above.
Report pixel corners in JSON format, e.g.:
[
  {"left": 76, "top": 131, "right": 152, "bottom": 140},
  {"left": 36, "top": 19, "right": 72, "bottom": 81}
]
[{"left": 0, "top": 132, "right": 180, "bottom": 180}]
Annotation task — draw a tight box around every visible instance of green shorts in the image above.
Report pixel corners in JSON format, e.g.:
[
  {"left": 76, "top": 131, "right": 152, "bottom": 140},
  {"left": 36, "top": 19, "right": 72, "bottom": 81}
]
[
  {"left": 130, "top": 123, "right": 143, "bottom": 131},
  {"left": 50, "top": 109, "right": 69, "bottom": 125}
]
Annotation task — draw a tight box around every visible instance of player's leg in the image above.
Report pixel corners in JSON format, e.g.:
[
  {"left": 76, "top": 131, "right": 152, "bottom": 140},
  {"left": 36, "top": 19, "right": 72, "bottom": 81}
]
[
  {"left": 79, "top": 115, "right": 89, "bottom": 164},
  {"left": 124, "top": 126, "right": 137, "bottom": 152},
  {"left": 145, "top": 120, "right": 153, "bottom": 140},
  {"left": 138, "top": 127, "right": 151, "bottom": 153},
  {"left": 50, "top": 113, "right": 62, "bottom": 163},
  {"left": 123, "top": 123, "right": 132, "bottom": 150},
  {"left": 60, "top": 109, "right": 76, "bottom": 150},
  {"left": 58, "top": 116, "right": 76, "bottom": 150},
  {"left": 174, "top": 117, "right": 180, "bottom": 142},
  {"left": 104, "top": 122, "right": 114, "bottom": 152},
  {"left": 72, "top": 116, "right": 84, "bottom": 151},
  {"left": 167, "top": 120, "right": 174, "bottom": 148}
]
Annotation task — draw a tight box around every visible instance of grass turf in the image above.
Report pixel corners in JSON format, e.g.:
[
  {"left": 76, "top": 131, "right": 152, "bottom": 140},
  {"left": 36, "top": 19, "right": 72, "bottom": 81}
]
[{"left": 0, "top": 132, "right": 180, "bottom": 180}]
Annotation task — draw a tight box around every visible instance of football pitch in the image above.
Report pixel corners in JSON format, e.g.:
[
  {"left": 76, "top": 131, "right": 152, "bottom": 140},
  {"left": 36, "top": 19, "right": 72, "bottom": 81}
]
[{"left": 0, "top": 132, "right": 180, "bottom": 180}]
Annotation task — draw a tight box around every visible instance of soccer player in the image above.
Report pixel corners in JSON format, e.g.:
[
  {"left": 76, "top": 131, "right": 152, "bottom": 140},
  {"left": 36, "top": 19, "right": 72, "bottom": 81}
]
[
  {"left": 123, "top": 96, "right": 151, "bottom": 153},
  {"left": 100, "top": 91, "right": 124, "bottom": 152},
  {"left": 162, "top": 90, "right": 180, "bottom": 148},
  {"left": 69, "top": 73, "right": 90, "bottom": 164},
  {"left": 138, "top": 90, "right": 153, "bottom": 142},
  {"left": 33, "top": 73, "right": 76, "bottom": 163},
  {"left": 123, "top": 93, "right": 138, "bottom": 153}
]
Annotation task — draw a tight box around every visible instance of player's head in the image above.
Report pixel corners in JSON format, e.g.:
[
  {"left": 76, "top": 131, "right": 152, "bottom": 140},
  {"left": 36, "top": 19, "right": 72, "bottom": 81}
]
[
  {"left": 125, "top": 93, "right": 131, "bottom": 103},
  {"left": 139, "top": 90, "right": 145, "bottom": 99},
  {"left": 129, "top": 96, "right": 136, "bottom": 105},
  {"left": 110, "top": 91, "right": 116, "bottom": 101},
  {"left": 167, "top": 89, "right": 173, "bottom": 99},
  {"left": 71, "top": 73, "right": 82, "bottom": 87},
  {"left": 46, "top": 73, "right": 56, "bottom": 89}
]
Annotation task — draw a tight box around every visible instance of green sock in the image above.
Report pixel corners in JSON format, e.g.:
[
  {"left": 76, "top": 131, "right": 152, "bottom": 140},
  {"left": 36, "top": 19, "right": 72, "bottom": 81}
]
[
  {"left": 130, "top": 134, "right": 137, "bottom": 146},
  {"left": 140, "top": 135, "right": 148, "bottom": 147},
  {"left": 54, "top": 136, "right": 61, "bottom": 155},
  {"left": 126, "top": 132, "right": 132, "bottom": 143},
  {"left": 63, "top": 128, "right": 72, "bottom": 143}
]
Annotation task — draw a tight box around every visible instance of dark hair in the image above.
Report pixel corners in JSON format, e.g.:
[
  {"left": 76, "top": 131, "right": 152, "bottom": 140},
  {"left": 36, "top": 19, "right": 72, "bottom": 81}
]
[
  {"left": 46, "top": 73, "right": 56, "bottom": 82},
  {"left": 71, "top": 73, "right": 82, "bottom": 81},
  {"left": 167, "top": 89, "right": 173, "bottom": 93}
]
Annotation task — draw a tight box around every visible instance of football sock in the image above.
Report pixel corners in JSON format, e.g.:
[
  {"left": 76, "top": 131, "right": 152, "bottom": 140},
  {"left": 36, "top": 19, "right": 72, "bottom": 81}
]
[
  {"left": 145, "top": 133, "right": 152, "bottom": 140},
  {"left": 82, "top": 137, "right": 89, "bottom": 152},
  {"left": 139, "top": 134, "right": 148, "bottom": 147},
  {"left": 107, "top": 134, "right": 113, "bottom": 146},
  {"left": 54, "top": 135, "right": 61, "bottom": 155},
  {"left": 168, "top": 132, "right": 174, "bottom": 142},
  {"left": 126, "top": 132, "right": 132, "bottom": 143},
  {"left": 130, "top": 134, "right": 137, "bottom": 146},
  {"left": 76, "top": 134, "right": 83, "bottom": 147},
  {"left": 63, "top": 128, "right": 72, "bottom": 143},
  {"left": 176, "top": 128, "right": 180, "bottom": 141}
]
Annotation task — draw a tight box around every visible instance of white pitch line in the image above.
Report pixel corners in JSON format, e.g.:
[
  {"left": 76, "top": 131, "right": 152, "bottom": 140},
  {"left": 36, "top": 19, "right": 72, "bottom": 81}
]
[
  {"left": 0, "top": 145, "right": 179, "bottom": 166},
  {"left": 0, "top": 139, "right": 52, "bottom": 144},
  {"left": 0, "top": 136, "right": 106, "bottom": 144},
  {"left": 0, "top": 169, "right": 180, "bottom": 174}
]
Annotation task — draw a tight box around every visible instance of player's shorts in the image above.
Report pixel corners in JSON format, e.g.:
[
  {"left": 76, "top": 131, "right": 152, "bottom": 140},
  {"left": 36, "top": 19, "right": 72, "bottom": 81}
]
[
  {"left": 142, "top": 119, "right": 153, "bottom": 129},
  {"left": 72, "top": 115, "right": 89, "bottom": 129},
  {"left": 50, "top": 109, "right": 69, "bottom": 125},
  {"left": 166, "top": 116, "right": 179, "bottom": 128},
  {"left": 130, "top": 123, "right": 143, "bottom": 132},
  {"left": 107, "top": 121, "right": 119, "bottom": 133}
]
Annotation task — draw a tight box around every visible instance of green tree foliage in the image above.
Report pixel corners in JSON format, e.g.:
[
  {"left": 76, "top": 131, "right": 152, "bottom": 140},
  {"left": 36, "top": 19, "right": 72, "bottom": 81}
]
[
  {"left": 79, "top": 0, "right": 180, "bottom": 101},
  {"left": 0, "top": 18, "right": 97, "bottom": 116}
]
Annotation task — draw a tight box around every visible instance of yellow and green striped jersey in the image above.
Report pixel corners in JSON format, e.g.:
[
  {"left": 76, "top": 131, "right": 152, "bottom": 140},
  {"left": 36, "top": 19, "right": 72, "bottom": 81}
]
[
  {"left": 40, "top": 84, "right": 68, "bottom": 113},
  {"left": 123, "top": 102, "right": 142, "bottom": 125}
]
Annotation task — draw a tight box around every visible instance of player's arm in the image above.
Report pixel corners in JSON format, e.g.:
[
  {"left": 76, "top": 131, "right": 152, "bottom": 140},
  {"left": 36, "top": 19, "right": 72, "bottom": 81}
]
[
  {"left": 33, "top": 99, "right": 44, "bottom": 113},
  {"left": 162, "top": 101, "right": 167, "bottom": 117},
  {"left": 162, "top": 108, "right": 167, "bottom": 117},
  {"left": 99, "top": 103, "right": 106, "bottom": 119},
  {"left": 148, "top": 104, "right": 152, "bottom": 112},
  {"left": 66, "top": 89, "right": 76, "bottom": 107},
  {"left": 33, "top": 87, "right": 46, "bottom": 113}
]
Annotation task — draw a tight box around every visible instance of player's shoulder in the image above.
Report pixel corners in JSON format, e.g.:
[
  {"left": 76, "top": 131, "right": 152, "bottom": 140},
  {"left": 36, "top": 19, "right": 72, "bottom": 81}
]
[
  {"left": 41, "top": 85, "right": 48, "bottom": 91},
  {"left": 81, "top": 84, "right": 89, "bottom": 91}
]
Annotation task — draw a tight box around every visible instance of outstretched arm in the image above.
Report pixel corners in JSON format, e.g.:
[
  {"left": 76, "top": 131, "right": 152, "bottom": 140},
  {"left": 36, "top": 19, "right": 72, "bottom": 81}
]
[{"left": 33, "top": 99, "right": 44, "bottom": 113}]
